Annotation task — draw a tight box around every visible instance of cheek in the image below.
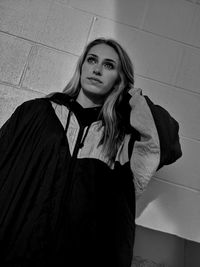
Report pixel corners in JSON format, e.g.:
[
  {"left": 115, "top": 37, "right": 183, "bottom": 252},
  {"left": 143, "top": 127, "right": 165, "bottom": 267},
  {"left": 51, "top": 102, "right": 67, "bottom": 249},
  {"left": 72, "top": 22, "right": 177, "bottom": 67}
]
[
  {"left": 81, "top": 65, "right": 87, "bottom": 77},
  {"left": 106, "top": 73, "right": 118, "bottom": 87},
  {"left": 81, "top": 63, "right": 92, "bottom": 77}
]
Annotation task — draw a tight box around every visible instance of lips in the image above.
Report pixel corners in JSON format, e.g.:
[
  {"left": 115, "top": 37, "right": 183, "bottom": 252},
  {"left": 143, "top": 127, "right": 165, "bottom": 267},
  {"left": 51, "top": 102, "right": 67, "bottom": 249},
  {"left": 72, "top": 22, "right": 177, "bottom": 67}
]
[{"left": 87, "top": 77, "right": 103, "bottom": 84}]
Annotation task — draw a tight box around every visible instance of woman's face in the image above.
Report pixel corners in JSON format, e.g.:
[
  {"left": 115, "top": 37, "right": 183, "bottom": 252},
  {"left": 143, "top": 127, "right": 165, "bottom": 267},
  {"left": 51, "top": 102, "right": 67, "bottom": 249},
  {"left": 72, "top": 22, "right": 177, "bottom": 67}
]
[{"left": 80, "top": 43, "right": 120, "bottom": 101}]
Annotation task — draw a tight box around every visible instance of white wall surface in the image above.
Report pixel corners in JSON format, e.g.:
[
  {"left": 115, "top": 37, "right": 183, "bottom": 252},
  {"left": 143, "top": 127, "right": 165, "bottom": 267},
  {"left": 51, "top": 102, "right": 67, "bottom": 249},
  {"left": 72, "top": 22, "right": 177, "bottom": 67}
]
[{"left": 0, "top": 0, "right": 200, "bottom": 264}]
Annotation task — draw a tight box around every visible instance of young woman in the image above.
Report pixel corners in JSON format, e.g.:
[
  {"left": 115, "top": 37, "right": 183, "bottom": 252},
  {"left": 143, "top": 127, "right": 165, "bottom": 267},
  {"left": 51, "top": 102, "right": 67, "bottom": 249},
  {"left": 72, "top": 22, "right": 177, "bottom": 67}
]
[{"left": 0, "top": 38, "right": 182, "bottom": 267}]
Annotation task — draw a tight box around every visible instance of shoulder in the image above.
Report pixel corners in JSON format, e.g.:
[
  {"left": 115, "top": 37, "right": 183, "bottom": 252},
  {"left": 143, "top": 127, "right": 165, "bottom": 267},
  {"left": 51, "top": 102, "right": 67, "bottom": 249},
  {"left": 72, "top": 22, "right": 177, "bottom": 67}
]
[
  {"left": 0, "top": 97, "right": 52, "bottom": 143},
  {"left": 19, "top": 94, "right": 62, "bottom": 112},
  {"left": 11, "top": 97, "right": 53, "bottom": 125},
  {"left": 20, "top": 97, "right": 50, "bottom": 109},
  {"left": 11, "top": 92, "right": 72, "bottom": 124}
]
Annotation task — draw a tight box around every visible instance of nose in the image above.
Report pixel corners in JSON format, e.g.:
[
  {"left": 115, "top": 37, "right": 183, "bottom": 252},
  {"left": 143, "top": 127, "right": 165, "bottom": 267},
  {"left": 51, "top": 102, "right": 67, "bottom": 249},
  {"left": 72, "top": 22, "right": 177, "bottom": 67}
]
[{"left": 93, "top": 64, "right": 102, "bottom": 76}]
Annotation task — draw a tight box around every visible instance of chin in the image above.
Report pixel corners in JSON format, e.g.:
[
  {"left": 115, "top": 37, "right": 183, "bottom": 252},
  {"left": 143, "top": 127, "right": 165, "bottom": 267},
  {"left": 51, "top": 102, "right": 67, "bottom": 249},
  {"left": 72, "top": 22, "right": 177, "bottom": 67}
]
[
  {"left": 82, "top": 83, "right": 102, "bottom": 93},
  {"left": 83, "top": 87, "right": 106, "bottom": 99}
]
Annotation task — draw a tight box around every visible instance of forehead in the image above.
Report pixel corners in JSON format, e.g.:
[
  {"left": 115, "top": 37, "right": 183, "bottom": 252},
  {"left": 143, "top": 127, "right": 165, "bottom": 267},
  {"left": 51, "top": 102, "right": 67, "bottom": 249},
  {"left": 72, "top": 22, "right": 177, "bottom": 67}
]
[{"left": 87, "top": 44, "right": 119, "bottom": 62}]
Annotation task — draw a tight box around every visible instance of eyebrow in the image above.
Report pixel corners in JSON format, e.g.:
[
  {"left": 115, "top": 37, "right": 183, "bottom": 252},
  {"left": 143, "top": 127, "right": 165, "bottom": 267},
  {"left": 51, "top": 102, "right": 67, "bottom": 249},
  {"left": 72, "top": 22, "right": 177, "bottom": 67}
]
[{"left": 87, "top": 53, "right": 117, "bottom": 64}]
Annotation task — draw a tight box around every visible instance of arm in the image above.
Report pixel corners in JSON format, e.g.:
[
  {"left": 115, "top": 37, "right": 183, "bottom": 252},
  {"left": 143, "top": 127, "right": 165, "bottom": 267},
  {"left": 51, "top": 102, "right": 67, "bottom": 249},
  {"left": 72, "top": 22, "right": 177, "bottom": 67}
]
[
  {"left": 0, "top": 105, "right": 23, "bottom": 157},
  {"left": 128, "top": 88, "right": 182, "bottom": 198},
  {"left": 0, "top": 98, "right": 49, "bottom": 159}
]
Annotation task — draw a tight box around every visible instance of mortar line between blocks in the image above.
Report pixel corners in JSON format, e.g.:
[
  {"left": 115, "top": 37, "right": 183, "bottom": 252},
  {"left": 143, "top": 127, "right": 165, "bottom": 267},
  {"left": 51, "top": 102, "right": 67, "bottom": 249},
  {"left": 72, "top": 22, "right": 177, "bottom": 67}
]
[
  {"left": 0, "top": 30, "right": 80, "bottom": 57},
  {"left": 86, "top": 16, "right": 98, "bottom": 45},
  {"left": 139, "top": 0, "right": 150, "bottom": 29},
  {"left": 153, "top": 176, "right": 200, "bottom": 193},
  {"left": 18, "top": 46, "right": 35, "bottom": 88}
]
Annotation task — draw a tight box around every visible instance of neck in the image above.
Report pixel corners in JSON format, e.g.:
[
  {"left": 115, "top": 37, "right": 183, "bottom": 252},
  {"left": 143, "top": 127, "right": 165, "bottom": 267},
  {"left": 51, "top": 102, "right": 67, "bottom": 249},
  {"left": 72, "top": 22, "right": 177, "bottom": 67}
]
[{"left": 76, "top": 89, "right": 103, "bottom": 108}]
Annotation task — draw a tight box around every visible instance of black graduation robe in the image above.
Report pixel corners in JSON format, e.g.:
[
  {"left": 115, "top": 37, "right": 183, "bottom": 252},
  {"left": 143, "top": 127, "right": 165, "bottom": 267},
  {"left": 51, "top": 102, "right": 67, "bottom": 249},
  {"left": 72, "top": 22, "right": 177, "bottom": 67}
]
[{"left": 0, "top": 93, "right": 182, "bottom": 267}]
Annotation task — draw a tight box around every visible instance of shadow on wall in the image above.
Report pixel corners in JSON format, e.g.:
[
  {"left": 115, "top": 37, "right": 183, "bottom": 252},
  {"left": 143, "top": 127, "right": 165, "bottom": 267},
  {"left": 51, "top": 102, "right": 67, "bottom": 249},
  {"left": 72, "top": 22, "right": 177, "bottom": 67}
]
[
  {"left": 135, "top": 174, "right": 200, "bottom": 244},
  {"left": 135, "top": 178, "right": 166, "bottom": 219}
]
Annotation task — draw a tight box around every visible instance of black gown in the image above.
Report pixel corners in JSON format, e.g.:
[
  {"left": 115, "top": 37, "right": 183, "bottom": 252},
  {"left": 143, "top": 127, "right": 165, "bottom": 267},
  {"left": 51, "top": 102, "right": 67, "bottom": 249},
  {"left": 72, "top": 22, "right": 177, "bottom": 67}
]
[{"left": 0, "top": 96, "right": 136, "bottom": 267}]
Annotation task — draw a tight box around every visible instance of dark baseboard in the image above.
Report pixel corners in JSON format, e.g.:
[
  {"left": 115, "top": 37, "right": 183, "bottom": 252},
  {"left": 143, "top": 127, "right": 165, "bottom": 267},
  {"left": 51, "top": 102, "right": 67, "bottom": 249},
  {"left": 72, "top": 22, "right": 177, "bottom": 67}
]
[{"left": 132, "top": 256, "right": 166, "bottom": 267}]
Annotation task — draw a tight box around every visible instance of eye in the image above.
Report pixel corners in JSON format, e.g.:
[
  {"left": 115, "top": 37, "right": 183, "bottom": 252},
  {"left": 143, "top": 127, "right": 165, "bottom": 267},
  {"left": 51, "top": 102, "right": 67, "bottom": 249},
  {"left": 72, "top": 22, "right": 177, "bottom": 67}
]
[
  {"left": 103, "top": 62, "right": 115, "bottom": 70},
  {"left": 86, "top": 56, "right": 97, "bottom": 64}
]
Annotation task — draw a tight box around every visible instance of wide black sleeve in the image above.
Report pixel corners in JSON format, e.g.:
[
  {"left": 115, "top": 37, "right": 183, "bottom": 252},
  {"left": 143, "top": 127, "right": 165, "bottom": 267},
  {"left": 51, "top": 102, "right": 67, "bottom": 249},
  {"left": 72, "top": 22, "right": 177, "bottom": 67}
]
[
  {"left": 0, "top": 104, "right": 24, "bottom": 158},
  {"left": 0, "top": 99, "right": 42, "bottom": 158},
  {"left": 144, "top": 96, "right": 182, "bottom": 170},
  {"left": 0, "top": 98, "right": 67, "bottom": 264},
  {"left": 127, "top": 88, "right": 182, "bottom": 197}
]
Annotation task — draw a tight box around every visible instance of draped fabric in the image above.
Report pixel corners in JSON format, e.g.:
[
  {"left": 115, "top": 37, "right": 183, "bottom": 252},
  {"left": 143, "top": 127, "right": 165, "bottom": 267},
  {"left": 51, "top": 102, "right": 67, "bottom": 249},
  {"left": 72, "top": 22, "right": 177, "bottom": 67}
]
[
  {"left": 0, "top": 97, "right": 135, "bottom": 267},
  {"left": 0, "top": 92, "right": 182, "bottom": 266}
]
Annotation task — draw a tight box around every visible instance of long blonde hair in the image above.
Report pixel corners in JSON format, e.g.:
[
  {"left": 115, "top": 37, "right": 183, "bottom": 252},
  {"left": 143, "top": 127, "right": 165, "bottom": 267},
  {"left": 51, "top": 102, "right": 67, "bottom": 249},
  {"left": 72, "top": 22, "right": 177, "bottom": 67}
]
[{"left": 63, "top": 38, "right": 134, "bottom": 162}]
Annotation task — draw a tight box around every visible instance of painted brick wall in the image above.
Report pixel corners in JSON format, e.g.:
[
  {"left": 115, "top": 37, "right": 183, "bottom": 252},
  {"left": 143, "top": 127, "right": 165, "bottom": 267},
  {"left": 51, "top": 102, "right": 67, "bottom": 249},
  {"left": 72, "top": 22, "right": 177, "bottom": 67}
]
[{"left": 0, "top": 0, "right": 200, "bottom": 265}]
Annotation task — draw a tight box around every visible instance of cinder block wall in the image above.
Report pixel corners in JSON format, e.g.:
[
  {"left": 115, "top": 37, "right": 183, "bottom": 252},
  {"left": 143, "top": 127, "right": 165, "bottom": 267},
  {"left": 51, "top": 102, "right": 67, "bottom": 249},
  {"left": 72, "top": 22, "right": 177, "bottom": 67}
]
[{"left": 0, "top": 0, "right": 200, "bottom": 266}]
